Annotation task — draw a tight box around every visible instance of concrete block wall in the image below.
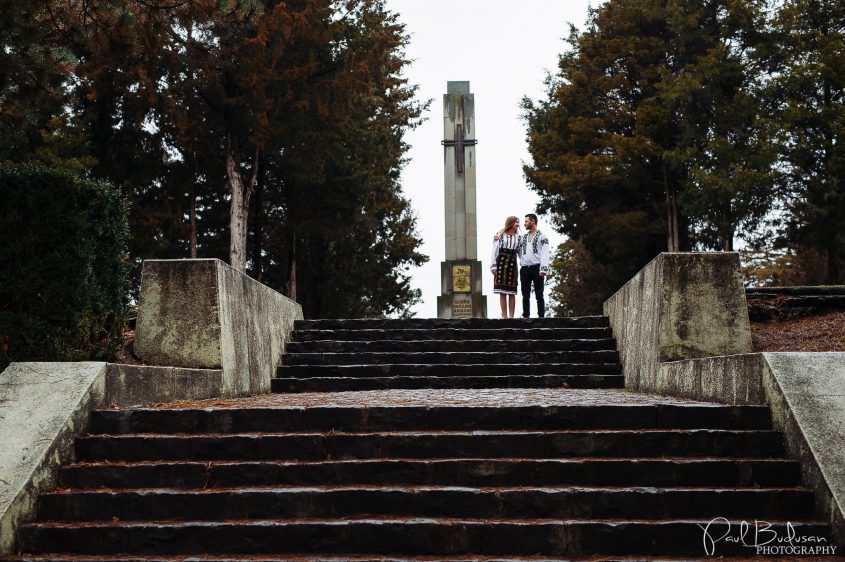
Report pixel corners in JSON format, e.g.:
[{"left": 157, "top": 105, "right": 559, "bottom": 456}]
[
  {"left": 603, "top": 252, "right": 753, "bottom": 392},
  {"left": 135, "top": 258, "right": 303, "bottom": 396},
  {"left": 1, "top": 259, "right": 303, "bottom": 553},
  {"left": 604, "top": 252, "right": 845, "bottom": 544}
]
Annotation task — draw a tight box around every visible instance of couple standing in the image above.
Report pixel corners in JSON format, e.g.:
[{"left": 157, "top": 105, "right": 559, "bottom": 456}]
[{"left": 490, "top": 213, "right": 550, "bottom": 319}]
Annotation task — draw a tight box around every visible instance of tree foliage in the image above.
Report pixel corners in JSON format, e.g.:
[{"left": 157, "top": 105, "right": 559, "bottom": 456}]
[
  {"left": 770, "top": 0, "right": 845, "bottom": 283},
  {"left": 0, "top": 164, "right": 129, "bottom": 369},
  {"left": 523, "top": 0, "right": 840, "bottom": 313},
  {"left": 1, "top": 0, "right": 427, "bottom": 318}
]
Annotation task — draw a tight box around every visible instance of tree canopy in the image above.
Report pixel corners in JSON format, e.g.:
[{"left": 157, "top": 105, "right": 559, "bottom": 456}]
[
  {"left": 1, "top": 0, "right": 428, "bottom": 318},
  {"left": 524, "top": 0, "right": 845, "bottom": 314}
]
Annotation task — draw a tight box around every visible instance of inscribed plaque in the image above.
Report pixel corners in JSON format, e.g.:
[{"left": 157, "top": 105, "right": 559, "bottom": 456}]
[{"left": 451, "top": 294, "right": 473, "bottom": 318}]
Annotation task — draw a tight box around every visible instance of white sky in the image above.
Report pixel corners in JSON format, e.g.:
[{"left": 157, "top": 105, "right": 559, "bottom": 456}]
[{"left": 384, "top": 0, "right": 597, "bottom": 318}]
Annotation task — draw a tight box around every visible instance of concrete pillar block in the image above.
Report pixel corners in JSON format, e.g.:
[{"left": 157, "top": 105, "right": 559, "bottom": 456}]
[
  {"left": 603, "top": 252, "right": 752, "bottom": 391},
  {"left": 135, "top": 259, "right": 303, "bottom": 396}
]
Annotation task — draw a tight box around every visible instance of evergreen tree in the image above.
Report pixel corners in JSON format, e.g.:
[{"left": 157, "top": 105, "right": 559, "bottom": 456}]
[
  {"left": 771, "top": 0, "right": 845, "bottom": 283},
  {"left": 524, "top": 0, "right": 776, "bottom": 312},
  {"left": 256, "top": 1, "right": 428, "bottom": 317}
]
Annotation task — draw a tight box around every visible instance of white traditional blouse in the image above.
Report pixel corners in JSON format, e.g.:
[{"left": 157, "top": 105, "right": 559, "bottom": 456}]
[
  {"left": 520, "top": 231, "right": 551, "bottom": 274},
  {"left": 490, "top": 233, "right": 522, "bottom": 271}
]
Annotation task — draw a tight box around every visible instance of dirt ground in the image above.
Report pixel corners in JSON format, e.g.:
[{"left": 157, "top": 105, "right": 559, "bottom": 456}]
[{"left": 751, "top": 309, "right": 845, "bottom": 352}]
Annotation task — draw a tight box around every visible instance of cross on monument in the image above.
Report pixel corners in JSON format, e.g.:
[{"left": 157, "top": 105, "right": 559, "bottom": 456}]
[
  {"left": 437, "top": 81, "right": 487, "bottom": 318},
  {"left": 441, "top": 123, "right": 477, "bottom": 175}
]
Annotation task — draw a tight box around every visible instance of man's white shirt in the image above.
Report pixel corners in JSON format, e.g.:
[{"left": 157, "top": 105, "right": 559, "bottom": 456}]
[{"left": 519, "top": 231, "right": 551, "bottom": 275}]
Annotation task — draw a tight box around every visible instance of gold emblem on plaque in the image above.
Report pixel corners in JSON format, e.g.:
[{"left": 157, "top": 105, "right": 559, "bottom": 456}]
[{"left": 452, "top": 264, "right": 471, "bottom": 293}]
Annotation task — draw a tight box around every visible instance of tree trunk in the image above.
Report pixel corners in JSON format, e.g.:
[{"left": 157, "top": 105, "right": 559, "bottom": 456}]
[
  {"left": 188, "top": 149, "right": 198, "bottom": 258},
  {"left": 189, "top": 180, "right": 198, "bottom": 258},
  {"left": 827, "top": 248, "right": 840, "bottom": 284},
  {"left": 285, "top": 232, "right": 297, "bottom": 301},
  {"left": 226, "top": 135, "right": 259, "bottom": 272},
  {"left": 663, "top": 165, "right": 680, "bottom": 252},
  {"left": 250, "top": 160, "right": 265, "bottom": 281}
]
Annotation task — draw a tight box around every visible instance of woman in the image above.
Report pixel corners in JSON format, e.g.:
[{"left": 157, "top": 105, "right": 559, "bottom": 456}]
[{"left": 490, "top": 216, "right": 521, "bottom": 318}]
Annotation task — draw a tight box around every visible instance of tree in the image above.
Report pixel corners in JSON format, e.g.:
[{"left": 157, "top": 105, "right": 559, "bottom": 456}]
[
  {"left": 255, "top": 1, "right": 428, "bottom": 317},
  {"left": 771, "top": 0, "right": 845, "bottom": 283},
  {"left": 1, "top": 0, "right": 431, "bottom": 318},
  {"left": 523, "top": 0, "right": 777, "bottom": 312},
  {"left": 0, "top": 0, "right": 94, "bottom": 171}
]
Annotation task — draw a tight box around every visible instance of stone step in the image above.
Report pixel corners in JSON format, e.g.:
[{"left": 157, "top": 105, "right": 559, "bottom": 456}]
[
  {"left": 38, "top": 486, "right": 815, "bottom": 522},
  {"left": 271, "top": 374, "right": 624, "bottom": 392},
  {"left": 58, "top": 457, "right": 803, "bottom": 489},
  {"left": 9, "top": 552, "right": 842, "bottom": 562},
  {"left": 294, "top": 317, "right": 610, "bottom": 330},
  {"left": 281, "top": 351, "right": 620, "bottom": 366},
  {"left": 14, "top": 552, "right": 842, "bottom": 562},
  {"left": 285, "top": 338, "right": 618, "bottom": 353},
  {"left": 88, "top": 404, "right": 773, "bottom": 434},
  {"left": 293, "top": 327, "right": 614, "bottom": 342},
  {"left": 20, "top": 518, "right": 831, "bottom": 556},
  {"left": 276, "top": 362, "right": 623, "bottom": 378},
  {"left": 75, "top": 430, "right": 785, "bottom": 462}
]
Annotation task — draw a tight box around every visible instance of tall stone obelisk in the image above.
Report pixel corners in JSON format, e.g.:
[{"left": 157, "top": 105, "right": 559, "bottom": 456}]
[{"left": 437, "top": 81, "right": 487, "bottom": 318}]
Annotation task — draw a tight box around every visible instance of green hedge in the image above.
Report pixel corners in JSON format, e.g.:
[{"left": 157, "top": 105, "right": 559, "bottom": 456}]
[{"left": 0, "top": 164, "right": 129, "bottom": 369}]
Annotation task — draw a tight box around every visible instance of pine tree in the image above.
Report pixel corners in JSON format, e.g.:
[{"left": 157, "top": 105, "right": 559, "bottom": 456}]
[
  {"left": 771, "top": 0, "right": 845, "bottom": 283},
  {"left": 524, "top": 0, "right": 777, "bottom": 312}
]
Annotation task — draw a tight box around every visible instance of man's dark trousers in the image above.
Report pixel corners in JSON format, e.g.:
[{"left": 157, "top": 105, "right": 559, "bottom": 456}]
[{"left": 520, "top": 264, "right": 545, "bottom": 318}]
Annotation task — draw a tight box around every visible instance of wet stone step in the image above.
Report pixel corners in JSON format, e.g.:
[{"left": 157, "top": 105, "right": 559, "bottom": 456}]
[
  {"left": 8, "top": 552, "right": 842, "bottom": 562},
  {"left": 284, "top": 339, "right": 618, "bottom": 353},
  {"left": 75, "top": 430, "right": 785, "bottom": 462},
  {"left": 294, "top": 316, "right": 610, "bottom": 330},
  {"left": 293, "top": 327, "right": 615, "bottom": 342},
  {"left": 58, "top": 458, "right": 803, "bottom": 490},
  {"left": 281, "top": 351, "right": 620, "bottom": 366},
  {"left": 19, "top": 549, "right": 838, "bottom": 561},
  {"left": 39, "top": 486, "right": 815, "bottom": 522},
  {"left": 276, "top": 363, "right": 623, "bottom": 378},
  {"left": 20, "top": 518, "right": 831, "bottom": 557},
  {"left": 89, "top": 404, "right": 773, "bottom": 434},
  {"left": 271, "top": 374, "right": 624, "bottom": 392}
]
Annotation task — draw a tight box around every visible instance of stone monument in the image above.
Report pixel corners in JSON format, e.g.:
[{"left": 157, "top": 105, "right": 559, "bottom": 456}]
[{"left": 437, "top": 81, "right": 487, "bottom": 318}]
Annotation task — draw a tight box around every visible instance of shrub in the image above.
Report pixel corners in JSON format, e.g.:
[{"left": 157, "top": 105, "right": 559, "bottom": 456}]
[{"left": 0, "top": 164, "right": 129, "bottom": 369}]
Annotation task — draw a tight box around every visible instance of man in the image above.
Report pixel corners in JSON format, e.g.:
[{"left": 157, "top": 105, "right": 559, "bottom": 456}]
[{"left": 518, "top": 213, "right": 550, "bottom": 318}]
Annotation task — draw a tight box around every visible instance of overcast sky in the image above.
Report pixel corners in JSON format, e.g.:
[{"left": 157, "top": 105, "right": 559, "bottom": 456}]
[{"left": 383, "top": 0, "right": 597, "bottom": 318}]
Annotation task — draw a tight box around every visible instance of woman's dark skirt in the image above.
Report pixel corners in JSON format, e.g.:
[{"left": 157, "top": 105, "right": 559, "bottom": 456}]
[{"left": 494, "top": 248, "right": 518, "bottom": 295}]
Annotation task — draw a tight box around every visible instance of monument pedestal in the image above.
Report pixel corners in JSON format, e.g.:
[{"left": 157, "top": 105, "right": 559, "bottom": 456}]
[
  {"left": 437, "top": 81, "right": 487, "bottom": 318},
  {"left": 436, "top": 261, "right": 487, "bottom": 319}
]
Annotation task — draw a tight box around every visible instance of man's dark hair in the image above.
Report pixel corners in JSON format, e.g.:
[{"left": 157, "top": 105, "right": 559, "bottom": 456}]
[{"left": 525, "top": 213, "right": 538, "bottom": 224}]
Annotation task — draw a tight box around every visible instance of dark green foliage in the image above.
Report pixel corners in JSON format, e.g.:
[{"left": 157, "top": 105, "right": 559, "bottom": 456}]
[
  {"left": 252, "top": 2, "right": 428, "bottom": 318},
  {"left": 0, "top": 164, "right": 129, "bottom": 368},
  {"left": 66, "top": 0, "right": 425, "bottom": 317},
  {"left": 524, "top": 0, "right": 779, "bottom": 313},
  {"left": 770, "top": 0, "right": 845, "bottom": 283},
  {"left": 547, "top": 240, "right": 618, "bottom": 318}
]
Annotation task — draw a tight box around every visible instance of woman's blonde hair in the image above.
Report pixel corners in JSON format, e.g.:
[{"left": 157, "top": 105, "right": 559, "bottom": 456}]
[{"left": 497, "top": 216, "right": 520, "bottom": 236}]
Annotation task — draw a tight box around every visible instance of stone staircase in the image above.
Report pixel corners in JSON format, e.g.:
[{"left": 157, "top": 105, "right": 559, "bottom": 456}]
[
  {"left": 9, "top": 317, "right": 837, "bottom": 559},
  {"left": 273, "top": 317, "right": 623, "bottom": 392}
]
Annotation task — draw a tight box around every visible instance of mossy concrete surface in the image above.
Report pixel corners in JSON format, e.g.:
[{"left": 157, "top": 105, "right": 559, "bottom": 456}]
[
  {"left": 135, "top": 259, "right": 303, "bottom": 396},
  {"left": 0, "top": 362, "right": 107, "bottom": 554},
  {"left": 657, "top": 353, "right": 765, "bottom": 405},
  {"left": 603, "top": 252, "right": 752, "bottom": 392},
  {"left": 104, "top": 364, "right": 226, "bottom": 407},
  {"left": 2, "top": 260, "right": 303, "bottom": 552},
  {"left": 763, "top": 352, "right": 845, "bottom": 545}
]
